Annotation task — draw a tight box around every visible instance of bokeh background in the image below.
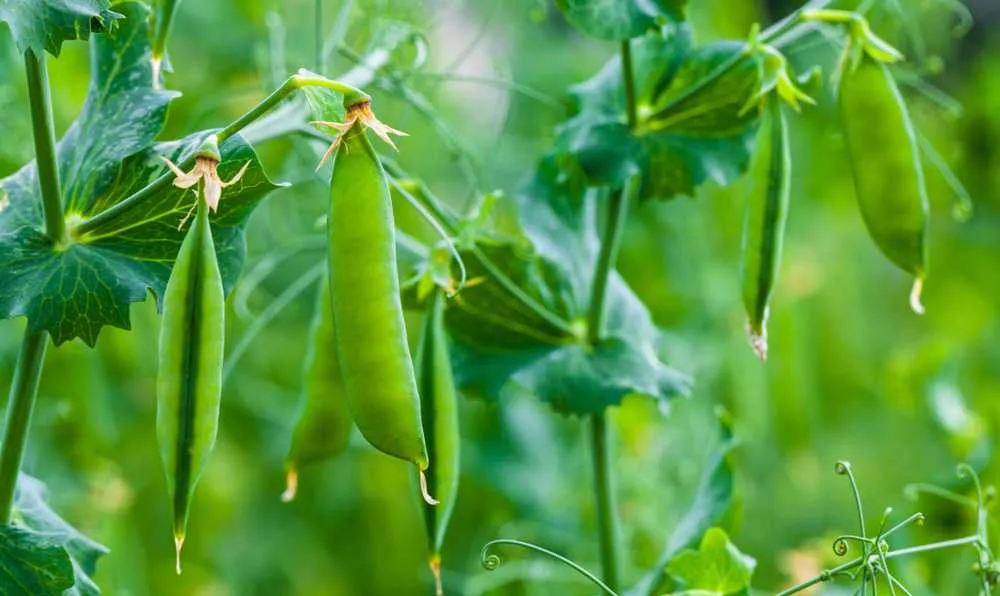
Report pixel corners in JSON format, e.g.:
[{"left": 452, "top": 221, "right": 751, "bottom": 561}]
[{"left": 1, "top": 0, "right": 999, "bottom": 594}]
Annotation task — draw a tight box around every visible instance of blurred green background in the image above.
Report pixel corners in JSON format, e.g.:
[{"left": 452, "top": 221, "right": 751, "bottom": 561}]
[{"left": 1, "top": 0, "right": 999, "bottom": 594}]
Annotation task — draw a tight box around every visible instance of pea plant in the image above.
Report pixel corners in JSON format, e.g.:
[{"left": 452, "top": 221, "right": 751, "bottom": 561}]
[{"left": 0, "top": 0, "right": 989, "bottom": 594}]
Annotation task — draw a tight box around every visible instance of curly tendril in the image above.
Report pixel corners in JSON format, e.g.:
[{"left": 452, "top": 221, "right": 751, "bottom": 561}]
[{"left": 479, "top": 539, "right": 618, "bottom": 596}]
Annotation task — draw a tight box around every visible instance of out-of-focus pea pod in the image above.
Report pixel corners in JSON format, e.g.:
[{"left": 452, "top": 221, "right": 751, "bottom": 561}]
[
  {"left": 740, "top": 96, "right": 791, "bottom": 362},
  {"left": 281, "top": 273, "right": 353, "bottom": 503},
  {"left": 156, "top": 183, "right": 225, "bottom": 574},
  {"left": 416, "top": 290, "right": 460, "bottom": 595},
  {"left": 839, "top": 58, "right": 929, "bottom": 313},
  {"left": 322, "top": 100, "right": 434, "bottom": 503}
]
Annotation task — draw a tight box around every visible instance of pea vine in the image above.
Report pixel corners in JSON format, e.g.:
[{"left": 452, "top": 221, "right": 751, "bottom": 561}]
[{"left": 0, "top": 0, "right": 983, "bottom": 594}]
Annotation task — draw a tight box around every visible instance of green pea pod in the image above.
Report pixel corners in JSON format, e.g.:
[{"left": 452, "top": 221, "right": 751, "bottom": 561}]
[
  {"left": 416, "top": 290, "right": 460, "bottom": 596},
  {"left": 327, "top": 118, "right": 432, "bottom": 498},
  {"left": 156, "top": 193, "right": 225, "bottom": 574},
  {"left": 282, "top": 273, "right": 353, "bottom": 503},
  {"left": 740, "top": 97, "right": 791, "bottom": 362},
  {"left": 840, "top": 59, "right": 929, "bottom": 313}
]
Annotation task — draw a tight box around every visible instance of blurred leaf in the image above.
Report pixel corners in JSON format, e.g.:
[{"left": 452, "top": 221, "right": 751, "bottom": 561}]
[
  {"left": 558, "top": 28, "right": 758, "bottom": 200},
  {"left": 554, "top": 0, "right": 687, "bottom": 40},
  {"left": 2, "top": 474, "right": 109, "bottom": 595},
  {"left": 666, "top": 528, "right": 756, "bottom": 594},
  {"left": 0, "top": 0, "right": 122, "bottom": 57},
  {"left": 629, "top": 414, "right": 739, "bottom": 596},
  {"left": 0, "top": 2, "right": 282, "bottom": 346},
  {"left": 447, "top": 156, "right": 691, "bottom": 415}
]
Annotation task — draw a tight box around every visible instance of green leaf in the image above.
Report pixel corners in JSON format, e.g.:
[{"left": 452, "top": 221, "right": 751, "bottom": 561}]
[
  {"left": 0, "top": 0, "right": 122, "bottom": 57},
  {"left": 666, "top": 528, "right": 756, "bottom": 594},
  {"left": 1, "top": 474, "right": 109, "bottom": 595},
  {"left": 0, "top": 525, "right": 74, "bottom": 596},
  {"left": 445, "top": 156, "right": 691, "bottom": 415},
  {"left": 0, "top": 2, "right": 282, "bottom": 346},
  {"left": 558, "top": 28, "right": 759, "bottom": 201},
  {"left": 554, "top": 0, "right": 687, "bottom": 40},
  {"left": 628, "top": 413, "right": 740, "bottom": 596}
]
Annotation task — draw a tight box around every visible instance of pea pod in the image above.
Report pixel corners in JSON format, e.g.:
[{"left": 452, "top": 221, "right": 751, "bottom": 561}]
[
  {"left": 281, "top": 273, "right": 353, "bottom": 502},
  {"left": 840, "top": 59, "right": 929, "bottom": 313},
  {"left": 416, "top": 290, "right": 460, "bottom": 595},
  {"left": 740, "top": 97, "right": 790, "bottom": 362},
  {"left": 326, "top": 105, "right": 432, "bottom": 498},
  {"left": 156, "top": 190, "right": 225, "bottom": 574}
]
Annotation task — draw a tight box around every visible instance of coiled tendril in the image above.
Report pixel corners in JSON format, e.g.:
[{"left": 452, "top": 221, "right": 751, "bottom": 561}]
[{"left": 479, "top": 539, "right": 618, "bottom": 596}]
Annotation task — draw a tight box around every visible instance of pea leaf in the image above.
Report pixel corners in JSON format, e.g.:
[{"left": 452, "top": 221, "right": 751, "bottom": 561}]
[
  {"left": 0, "top": 0, "right": 122, "bottom": 57},
  {"left": 666, "top": 528, "right": 756, "bottom": 594},
  {"left": 0, "top": 2, "right": 282, "bottom": 346},
  {"left": 554, "top": 0, "right": 687, "bottom": 40},
  {"left": 0, "top": 474, "right": 108, "bottom": 595},
  {"left": 0, "top": 525, "right": 74, "bottom": 596},
  {"left": 628, "top": 413, "right": 740, "bottom": 596},
  {"left": 558, "top": 28, "right": 758, "bottom": 201},
  {"left": 12, "top": 474, "right": 109, "bottom": 594},
  {"left": 445, "top": 156, "right": 692, "bottom": 416}
]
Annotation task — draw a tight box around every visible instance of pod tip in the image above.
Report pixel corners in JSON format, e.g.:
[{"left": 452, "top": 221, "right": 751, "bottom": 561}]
[
  {"left": 910, "top": 277, "right": 926, "bottom": 315},
  {"left": 281, "top": 467, "right": 299, "bottom": 503},
  {"left": 429, "top": 554, "right": 443, "bottom": 596},
  {"left": 174, "top": 534, "right": 185, "bottom": 575},
  {"left": 747, "top": 323, "right": 768, "bottom": 363},
  {"left": 419, "top": 469, "right": 439, "bottom": 506}
]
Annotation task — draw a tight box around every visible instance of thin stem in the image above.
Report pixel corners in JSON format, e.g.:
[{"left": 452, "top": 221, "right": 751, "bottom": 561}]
[
  {"left": 0, "top": 331, "right": 49, "bottom": 522},
  {"left": 885, "top": 535, "right": 980, "bottom": 559},
  {"left": 24, "top": 50, "right": 67, "bottom": 246},
  {"left": 72, "top": 73, "right": 368, "bottom": 238},
  {"left": 621, "top": 40, "right": 637, "bottom": 130},
  {"left": 152, "top": 0, "right": 181, "bottom": 61},
  {"left": 481, "top": 539, "right": 618, "bottom": 596},
  {"left": 586, "top": 181, "right": 631, "bottom": 344},
  {"left": 589, "top": 414, "right": 621, "bottom": 591},
  {"left": 777, "top": 556, "right": 864, "bottom": 595}
]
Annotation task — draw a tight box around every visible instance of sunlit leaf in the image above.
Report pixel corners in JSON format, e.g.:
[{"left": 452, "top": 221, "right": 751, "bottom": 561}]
[{"left": 666, "top": 528, "right": 756, "bottom": 594}]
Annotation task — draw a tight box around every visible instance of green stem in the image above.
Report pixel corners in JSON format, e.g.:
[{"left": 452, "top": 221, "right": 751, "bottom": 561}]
[
  {"left": 24, "top": 50, "right": 67, "bottom": 246},
  {"left": 71, "top": 73, "right": 368, "bottom": 238},
  {"left": 589, "top": 414, "right": 621, "bottom": 591},
  {"left": 777, "top": 535, "right": 981, "bottom": 595},
  {"left": 0, "top": 331, "right": 49, "bottom": 522},
  {"left": 583, "top": 39, "right": 639, "bottom": 592}
]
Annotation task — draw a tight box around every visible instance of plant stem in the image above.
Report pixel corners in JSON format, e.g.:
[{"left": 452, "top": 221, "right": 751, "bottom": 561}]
[
  {"left": 589, "top": 414, "right": 621, "bottom": 591},
  {"left": 72, "top": 73, "right": 368, "bottom": 238},
  {"left": 583, "top": 39, "right": 639, "bottom": 592},
  {"left": 0, "top": 331, "right": 48, "bottom": 522},
  {"left": 777, "top": 535, "right": 981, "bottom": 595},
  {"left": 24, "top": 50, "right": 67, "bottom": 246}
]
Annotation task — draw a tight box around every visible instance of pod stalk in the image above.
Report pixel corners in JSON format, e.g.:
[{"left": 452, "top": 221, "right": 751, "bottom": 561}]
[
  {"left": 282, "top": 467, "right": 299, "bottom": 503},
  {"left": 910, "top": 278, "right": 926, "bottom": 315}
]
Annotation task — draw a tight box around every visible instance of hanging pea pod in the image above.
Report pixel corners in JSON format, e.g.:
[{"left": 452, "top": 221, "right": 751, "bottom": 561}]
[
  {"left": 740, "top": 96, "right": 791, "bottom": 362},
  {"left": 282, "top": 273, "right": 353, "bottom": 503},
  {"left": 324, "top": 101, "right": 434, "bottom": 502},
  {"left": 156, "top": 183, "right": 225, "bottom": 574},
  {"left": 839, "top": 59, "right": 929, "bottom": 313},
  {"left": 416, "top": 290, "right": 460, "bottom": 596}
]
